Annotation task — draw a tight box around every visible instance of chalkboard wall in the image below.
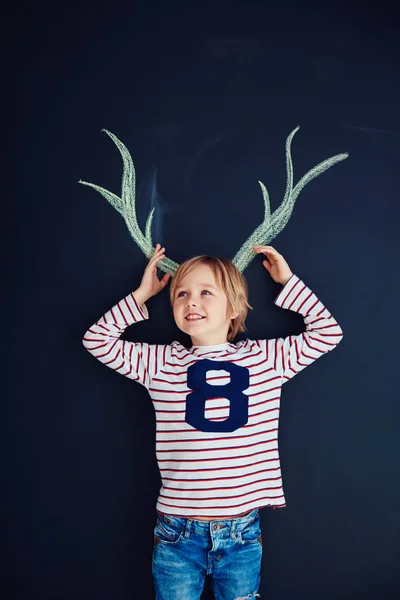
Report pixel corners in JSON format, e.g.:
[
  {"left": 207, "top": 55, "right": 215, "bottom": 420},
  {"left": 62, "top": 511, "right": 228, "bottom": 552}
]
[{"left": 9, "top": 1, "right": 400, "bottom": 599}]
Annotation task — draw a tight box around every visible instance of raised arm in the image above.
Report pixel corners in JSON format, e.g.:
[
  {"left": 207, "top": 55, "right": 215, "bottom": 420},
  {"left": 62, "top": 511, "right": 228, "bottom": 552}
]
[
  {"left": 82, "top": 244, "right": 171, "bottom": 389},
  {"left": 270, "top": 274, "right": 343, "bottom": 383},
  {"left": 253, "top": 245, "right": 343, "bottom": 383}
]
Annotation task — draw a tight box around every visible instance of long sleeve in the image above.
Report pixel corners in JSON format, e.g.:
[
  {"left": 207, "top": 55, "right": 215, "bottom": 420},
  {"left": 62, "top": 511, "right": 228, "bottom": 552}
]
[
  {"left": 82, "top": 292, "right": 170, "bottom": 390},
  {"left": 264, "top": 274, "right": 344, "bottom": 384}
]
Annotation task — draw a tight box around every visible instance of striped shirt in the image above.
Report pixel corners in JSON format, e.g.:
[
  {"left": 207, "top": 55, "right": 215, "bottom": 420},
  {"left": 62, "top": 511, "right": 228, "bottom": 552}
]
[{"left": 82, "top": 274, "right": 343, "bottom": 518}]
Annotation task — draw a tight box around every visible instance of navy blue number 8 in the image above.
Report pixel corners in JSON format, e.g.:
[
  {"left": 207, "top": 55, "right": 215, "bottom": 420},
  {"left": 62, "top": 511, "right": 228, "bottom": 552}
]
[{"left": 186, "top": 360, "right": 250, "bottom": 432}]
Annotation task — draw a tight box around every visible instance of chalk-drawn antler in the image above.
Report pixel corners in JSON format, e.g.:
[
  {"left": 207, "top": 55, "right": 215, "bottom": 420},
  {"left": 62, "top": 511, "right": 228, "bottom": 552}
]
[
  {"left": 231, "top": 126, "right": 349, "bottom": 272},
  {"left": 79, "top": 129, "right": 179, "bottom": 276},
  {"left": 79, "top": 127, "right": 348, "bottom": 276}
]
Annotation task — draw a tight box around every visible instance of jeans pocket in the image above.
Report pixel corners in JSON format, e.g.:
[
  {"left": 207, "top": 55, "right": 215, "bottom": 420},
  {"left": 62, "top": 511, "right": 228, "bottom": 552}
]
[
  {"left": 238, "top": 516, "right": 262, "bottom": 546},
  {"left": 154, "top": 515, "right": 183, "bottom": 545}
]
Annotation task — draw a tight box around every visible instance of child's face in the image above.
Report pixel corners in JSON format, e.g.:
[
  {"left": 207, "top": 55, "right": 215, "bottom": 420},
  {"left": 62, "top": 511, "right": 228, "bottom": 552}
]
[{"left": 172, "top": 264, "right": 236, "bottom": 346}]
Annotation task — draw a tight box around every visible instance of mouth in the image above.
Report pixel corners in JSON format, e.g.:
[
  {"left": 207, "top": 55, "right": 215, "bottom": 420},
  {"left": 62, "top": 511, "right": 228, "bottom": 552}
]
[{"left": 185, "top": 315, "right": 206, "bottom": 322}]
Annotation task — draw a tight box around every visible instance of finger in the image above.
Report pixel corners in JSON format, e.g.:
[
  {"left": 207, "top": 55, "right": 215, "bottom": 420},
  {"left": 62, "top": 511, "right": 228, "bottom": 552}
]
[
  {"left": 253, "top": 245, "right": 278, "bottom": 253},
  {"left": 148, "top": 249, "right": 166, "bottom": 266},
  {"left": 151, "top": 254, "right": 164, "bottom": 266},
  {"left": 256, "top": 248, "right": 280, "bottom": 259},
  {"left": 147, "top": 255, "right": 163, "bottom": 270},
  {"left": 148, "top": 250, "right": 160, "bottom": 265},
  {"left": 160, "top": 273, "right": 171, "bottom": 287},
  {"left": 149, "top": 256, "right": 166, "bottom": 273},
  {"left": 262, "top": 260, "right": 271, "bottom": 270},
  {"left": 146, "top": 259, "right": 164, "bottom": 277},
  {"left": 151, "top": 244, "right": 165, "bottom": 258}
]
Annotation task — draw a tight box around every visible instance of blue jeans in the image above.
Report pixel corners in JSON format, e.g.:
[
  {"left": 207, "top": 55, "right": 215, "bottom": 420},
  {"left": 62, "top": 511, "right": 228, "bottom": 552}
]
[{"left": 152, "top": 508, "right": 262, "bottom": 600}]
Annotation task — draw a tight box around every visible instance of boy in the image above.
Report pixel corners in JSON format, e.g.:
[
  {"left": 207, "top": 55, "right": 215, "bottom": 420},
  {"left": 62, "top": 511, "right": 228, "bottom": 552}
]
[{"left": 82, "top": 243, "right": 343, "bottom": 600}]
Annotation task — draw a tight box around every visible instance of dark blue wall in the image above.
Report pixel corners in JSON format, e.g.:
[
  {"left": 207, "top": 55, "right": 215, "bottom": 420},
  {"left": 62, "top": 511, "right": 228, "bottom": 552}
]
[{"left": 8, "top": 1, "right": 400, "bottom": 598}]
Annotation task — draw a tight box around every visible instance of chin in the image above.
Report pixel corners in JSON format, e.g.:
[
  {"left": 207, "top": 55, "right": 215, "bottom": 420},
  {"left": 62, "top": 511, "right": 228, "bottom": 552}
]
[
  {"left": 176, "top": 322, "right": 199, "bottom": 336},
  {"left": 178, "top": 317, "right": 208, "bottom": 334}
]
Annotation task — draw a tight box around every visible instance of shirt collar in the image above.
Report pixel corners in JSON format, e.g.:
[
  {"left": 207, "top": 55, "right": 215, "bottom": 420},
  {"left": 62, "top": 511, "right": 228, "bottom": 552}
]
[{"left": 191, "top": 342, "right": 234, "bottom": 355}]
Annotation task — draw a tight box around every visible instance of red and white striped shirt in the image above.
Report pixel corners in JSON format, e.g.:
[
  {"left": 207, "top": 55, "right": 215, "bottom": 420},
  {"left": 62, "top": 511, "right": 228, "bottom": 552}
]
[{"left": 82, "top": 274, "right": 343, "bottom": 518}]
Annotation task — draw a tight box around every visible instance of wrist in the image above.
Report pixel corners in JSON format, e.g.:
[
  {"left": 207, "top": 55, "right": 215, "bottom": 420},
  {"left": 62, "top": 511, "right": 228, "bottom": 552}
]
[
  {"left": 132, "top": 288, "right": 150, "bottom": 306},
  {"left": 280, "top": 272, "right": 294, "bottom": 286}
]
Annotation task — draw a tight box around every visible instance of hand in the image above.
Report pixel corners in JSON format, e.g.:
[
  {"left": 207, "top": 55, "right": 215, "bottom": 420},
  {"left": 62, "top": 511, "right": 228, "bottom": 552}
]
[
  {"left": 134, "top": 244, "right": 171, "bottom": 303},
  {"left": 253, "top": 245, "right": 293, "bottom": 286}
]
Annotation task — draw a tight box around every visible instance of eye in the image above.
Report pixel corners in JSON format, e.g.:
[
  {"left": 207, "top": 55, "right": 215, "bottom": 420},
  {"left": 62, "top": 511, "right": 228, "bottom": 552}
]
[
  {"left": 201, "top": 290, "right": 211, "bottom": 295},
  {"left": 177, "top": 291, "right": 187, "bottom": 298}
]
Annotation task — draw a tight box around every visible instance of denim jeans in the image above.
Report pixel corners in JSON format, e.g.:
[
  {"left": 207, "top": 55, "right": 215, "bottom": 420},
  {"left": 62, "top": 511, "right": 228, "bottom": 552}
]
[{"left": 152, "top": 508, "right": 262, "bottom": 600}]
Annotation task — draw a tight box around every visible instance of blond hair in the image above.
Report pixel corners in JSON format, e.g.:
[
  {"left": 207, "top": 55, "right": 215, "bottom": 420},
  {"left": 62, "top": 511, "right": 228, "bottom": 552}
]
[{"left": 169, "top": 256, "right": 253, "bottom": 342}]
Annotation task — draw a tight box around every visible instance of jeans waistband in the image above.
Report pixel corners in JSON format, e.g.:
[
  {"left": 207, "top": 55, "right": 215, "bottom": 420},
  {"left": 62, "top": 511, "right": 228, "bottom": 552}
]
[{"left": 156, "top": 508, "right": 259, "bottom": 534}]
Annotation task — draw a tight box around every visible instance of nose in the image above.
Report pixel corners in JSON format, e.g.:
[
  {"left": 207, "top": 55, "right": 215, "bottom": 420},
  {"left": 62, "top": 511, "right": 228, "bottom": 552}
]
[{"left": 185, "top": 295, "right": 198, "bottom": 307}]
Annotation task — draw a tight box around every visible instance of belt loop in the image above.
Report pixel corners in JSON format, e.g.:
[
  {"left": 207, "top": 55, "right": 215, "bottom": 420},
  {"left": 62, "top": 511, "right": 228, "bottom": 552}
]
[
  {"left": 184, "top": 518, "right": 192, "bottom": 539},
  {"left": 230, "top": 517, "right": 237, "bottom": 539}
]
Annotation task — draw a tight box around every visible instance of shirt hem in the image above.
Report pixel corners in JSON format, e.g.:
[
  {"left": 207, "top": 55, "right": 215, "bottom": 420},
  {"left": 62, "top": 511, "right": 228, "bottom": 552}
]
[{"left": 155, "top": 500, "right": 286, "bottom": 519}]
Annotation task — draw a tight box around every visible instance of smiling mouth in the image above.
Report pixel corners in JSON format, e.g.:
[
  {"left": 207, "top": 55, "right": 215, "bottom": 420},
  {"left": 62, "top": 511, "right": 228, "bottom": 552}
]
[{"left": 185, "top": 316, "right": 206, "bottom": 321}]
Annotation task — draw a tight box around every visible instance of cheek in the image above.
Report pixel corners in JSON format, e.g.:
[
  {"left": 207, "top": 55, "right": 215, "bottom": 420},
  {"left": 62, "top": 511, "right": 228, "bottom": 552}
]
[
  {"left": 214, "top": 302, "right": 229, "bottom": 320},
  {"left": 173, "top": 301, "right": 184, "bottom": 318}
]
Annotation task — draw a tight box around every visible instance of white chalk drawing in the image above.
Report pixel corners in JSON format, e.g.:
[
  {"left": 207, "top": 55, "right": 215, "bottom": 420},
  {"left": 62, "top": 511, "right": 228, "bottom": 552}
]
[{"left": 79, "top": 127, "right": 348, "bottom": 274}]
